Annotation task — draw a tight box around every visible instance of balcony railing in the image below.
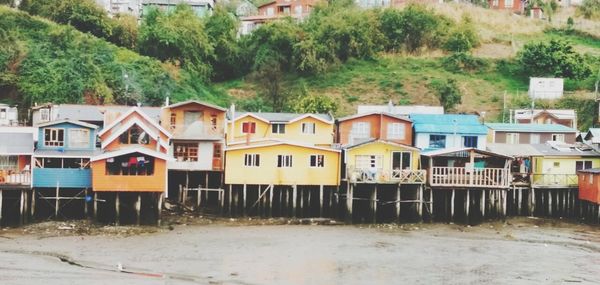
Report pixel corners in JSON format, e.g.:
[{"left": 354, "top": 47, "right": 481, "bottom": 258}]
[
  {"left": 531, "top": 174, "right": 578, "bottom": 188},
  {"left": 0, "top": 171, "right": 31, "bottom": 186},
  {"left": 168, "top": 124, "right": 225, "bottom": 138},
  {"left": 348, "top": 167, "right": 426, "bottom": 184},
  {"left": 429, "top": 167, "right": 510, "bottom": 188}
]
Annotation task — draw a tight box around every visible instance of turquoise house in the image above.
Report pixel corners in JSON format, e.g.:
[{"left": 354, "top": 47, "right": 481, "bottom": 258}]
[{"left": 32, "top": 120, "right": 99, "bottom": 188}]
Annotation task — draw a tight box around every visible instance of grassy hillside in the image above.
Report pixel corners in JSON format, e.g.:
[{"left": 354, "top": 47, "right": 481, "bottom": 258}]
[
  {"left": 0, "top": 6, "right": 227, "bottom": 110},
  {"left": 216, "top": 3, "right": 600, "bottom": 127}
]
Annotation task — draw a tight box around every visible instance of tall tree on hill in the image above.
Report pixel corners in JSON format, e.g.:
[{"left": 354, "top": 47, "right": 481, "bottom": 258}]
[
  {"left": 205, "top": 7, "right": 242, "bottom": 81},
  {"left": 517, "top": 40, "right": 592, "bottom": 80}
]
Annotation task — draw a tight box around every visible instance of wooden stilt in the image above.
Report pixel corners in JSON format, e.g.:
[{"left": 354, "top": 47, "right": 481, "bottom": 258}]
[
  {"left": 346, "top": 183, "right": 353, "bottom": 223},
  {"left": 300, "top": 187, "right": 304, "bottom": 218},
  {"left": 292, "top": 184, "right": 297, "bottom": 218},
  {"left": 228, "top": 184, "right": 232, "bottom": 216},
  {"left": 157, "top": 193, "right": 163, "bottom": 226},
  {"left": 197, "top": 185, "right": 201, "bottom": 209},
  {"left": 307, "top": 188, "right": 311, "bottom": 217},
  {"left": 502, "top": 190, "right": 507, "bottom": 218},
  {"left": 548, "top": 190, "right": 553, "bottom": 217},
  {"left": 243, "top": 184, "right": 247, "bottom": 216},
  {"left": 372, "top": 185, "right": 377, "bottom": 224},
  {"left": 233, "top": 187, "right": 239, "bottom": 216},
  {"left": 84, "top": 188, "right": 88, "bottom": 218},
  {"left": 269, "top": 184, "right": 274, "bottom": 218},
  {"left": 396, "top": 185, "right": 401, "bottom": 223},
  {"left": 55, "top": 185, "right": 59, "bottom": 218},
  {"left": 429, "top": 187, "right": 433, "bottom": 222},
  {"left": 19, "top": 190, "right": 24, "bottom": 225},
  {"left": 115, "top": 193, "right": 120, "bottom": 226},
  {"left": 562, "top": 190, "right": 567, "bottom": 217},
  {"left": 518, "top": 188, "right": 522, "bottom": 216},
  {"left": 480, "top": 190, "right": 485, "bottom": 219},
  {"left": 319, "top": 185, "right": 324, "bottom": 217},
  {"left": 136, "top": 193, "right": 141, "bottom": 225},
  {"left": 31, "top": 188, "right": 36, "bottom": 220},
  {"left": 284, "top": 187, "right": 289, "bottom": 217},
  {"left": 329, "top": 187, "right": 333, "bottom": 217},
  {"left": 465, "top": 190, "right": 470, "bottom": 225},
  {"left": 450, "top": 189, "right": 455, "bottom": 223},
  {"left": 93, "top": 192, "right": 98, "bottom": 220},
  {"left": 178, "top": 184, "right": 183, "bottom": 204},
  {"left": 531, "top": 188, "right": 536, "bottom": 216},
  {"left": 418, "top": 185, "right": 423, "bottom": 222}
]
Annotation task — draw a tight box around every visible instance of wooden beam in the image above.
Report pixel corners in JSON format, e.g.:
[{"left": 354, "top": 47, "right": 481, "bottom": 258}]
[
  {"left": 319, "top": 185, "right": 324, "bottom": 217},
  {"left": 136, "top": 193, "right": 141, "bottom": 225},
  {"left": 292, "top": 184, "right": 297, "bottom": 218},
  {"left": 115, "top": 193, "right": 120, "bottom": 226}
]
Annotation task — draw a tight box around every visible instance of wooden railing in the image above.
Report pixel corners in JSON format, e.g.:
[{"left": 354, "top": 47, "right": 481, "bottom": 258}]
[
  {"left": 0, "top": 171, "right": 31, "bottom": 185},
  {"left": 348, "top": 168, "right": 426, "bottom": 184},
  {"left": 531, "top": 174, "right": 578, "bottom": 187},
  {"left": 429, "top": 167, "right": 509, "bottom": 188}
]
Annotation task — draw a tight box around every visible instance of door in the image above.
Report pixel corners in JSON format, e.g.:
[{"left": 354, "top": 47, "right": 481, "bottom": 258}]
[{"left": 392, "top": 151, "right": 412, "bottom": 170}]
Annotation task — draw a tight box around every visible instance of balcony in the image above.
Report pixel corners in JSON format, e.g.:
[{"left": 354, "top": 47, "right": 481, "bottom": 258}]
[
  {"left": 168, "top": 123, "right": 225, "bottom": 140},
  {"left": 429, "top": 167, "right": 510, "bottom": 188},
  {"left": 0, "top": 171, "right": 31, "bottom": 186},
  {"left": 531, "top": 174, "right": 578, "bottom": 188},
  {"left": 167, "top": 159, "right": 222, "bottom": 171},
  {"left": 348, "top": 167, "right": 426, "bottom": 184}
]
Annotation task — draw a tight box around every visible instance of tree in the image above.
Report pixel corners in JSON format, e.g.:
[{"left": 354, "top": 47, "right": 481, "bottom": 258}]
[
  {"left": 443, "top": 15, "right": 480, "bottom": 53},
  {"left": 577, "top": 0, "right": 600, "bottom": 19},
  {"left": 293, "top": 94, "right": 338, "bottom": 114},
  {"left": 379, "top": 4, "right": 444, "bottom": 53},
  {"left": 109, "top": 14, "right": 138, "bottom": 49},
  {"left": 205, "top": 7, "right": 241, "bottom": 81},
  {"left": 138, "top": 5, "right": 214, "bottom": 80},
  {"left": 517, "top": 40, "right": 592, "bottom": 80},
  {"left": 430, "top": 78, "right": 462, "bottom": 111}
]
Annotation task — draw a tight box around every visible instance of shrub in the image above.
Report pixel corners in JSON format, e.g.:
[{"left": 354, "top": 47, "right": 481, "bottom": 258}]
[
  {"left": 429, "top": 78, "right": 462, "bottom": 111},
  {"left": 517, "top": 40, "right": 592, "bottom": 80}
]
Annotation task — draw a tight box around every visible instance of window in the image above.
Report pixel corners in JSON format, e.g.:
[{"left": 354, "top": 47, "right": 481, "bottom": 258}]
[
  {"left": 576, "top": 161, "right": 593, "bottom": 171},
  {"left": 40, "top": 108, "right": 50, "bottom": 122},
  {"left": 272, "top": 123, "right": 286, "bottom": 134},
  {"left": 505, "top": 0, "right": 513, "bottom": 8},
  {"left": 392, "top": 152, "right": 411, "bottom": 170},
  {"left": 277, "top": 155, "right": 293, "bottom": 167},
  {"left": 44, "top": 128, "right": 64, "bottom": 147},
  {"left": 463, "top": 136, "right": 478, "bottom": 148},
  {"left": 356, "top": 155, "right": 382, "bottom": 169},
  {"left": 69, "top": 129, "right": 90, "bottom": 148},
  {"left": 492, "top": 0, "right": 498, "bottom": 6},
  {"left": 105, "top": 154, "right": 154, "bottom": 176},
  {"left": 119, "top": 125, "right": 149, "bottom": 145},
  {"left": 242, "top": 122, "right": 256, "bottom": 134},
  {"left": 0, "top": 109, "right": 6, "bottom": 119},
  {"left": 213, "top": 143, "right": 222, "bottom": 159},
  {"left": 0, "top": 156, "right": 18, "bottom": 170},
  {"left": 387, "top": 123, "right": 405, "bottom": 140},
  {"left": 553, "top": 162, "right": 560, "bottom": 167},
  {"left": 266, "top": 7, "right": 274, "bottom": 15},
  {"left": 294, "top": 4, "right": 303, "bottom": 14},
  {"left": 174, "top": 143, "right": 198, "bottom": 162},
  {"left": 310, "top": 154, "right": 324, "bottom": 167},
  {"left": 530, "top": 134, "right": 540, "bottom": 144},
  {"left": 170, "top": 113, "right": 176, "bottom": 128},
  {"left": 244, "top": 154, "right": 260, "bottom": 167},
  {"left": 552, "top": 134, "right": 565, "bottom": 142},
  {"left": 210, "top": 114, "right": 218, "bottom": 131},
  {"left": 301, "top": 122, "right": 316, "bottom": 134},
  {"left": 429, "top": 135, "right": 446, "bottom": 149},
  {"left": 351, "top": 122, "right": 370, "bottom": 139},
  {"left": 506, "top": 133, "right": 520, "bottom": 144}
]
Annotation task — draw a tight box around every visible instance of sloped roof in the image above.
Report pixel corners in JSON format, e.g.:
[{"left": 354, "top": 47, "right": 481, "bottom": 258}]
[
  {"left": 226, "top": 139, "right": 340, "bottom": 152},
  {"left": 37, "top": 119, "right": 98, "bottom": 129},
  {"left": 530, "top": 142, "right": 600, "bottom": 157},
  {"left": 163, "top": 100, "right": 227, "bottom": 111},
  {"left": 337, "top": 112, "right": 411, "bottom": 123},
  {"left": 410, "top": 114, "right": 488, "bottom": 135},
  {"left": 98, "top": 107, "right": 171, "bottom": 138},
  {"left": 421, "top": 147, "right": 511, "bottom": 159},
  {"left": 344, "top": 139, "right": 420, "bottom": 151},
  {"left": 486, "top": 123, "right": 576, "bottom": 133},
  {"left": 33, "top": 149, "right": 102, "bottom": 158},
  {"left": 39, "top": 104, "right": 162, "bottom": 124},
  {"left": 0, "top": 133, "right": 33, "bottom": 155},
  {"left": 514, "top": 109, "right": 576, "bottom": 121},
  {"left": 234, "top": 112, "right": 333, "bottom": 124},
  {"left": 584, "top": 128, "right": 600, "bottom": 142},
  {"left": 91, "top": 147, "right": 173, "bottom": 162},
  {"left": 486, "top": 143, "right": 543, "bottom": 157},
  {"left": 357, "top": 105, "right": 443, "bottom": 116}
]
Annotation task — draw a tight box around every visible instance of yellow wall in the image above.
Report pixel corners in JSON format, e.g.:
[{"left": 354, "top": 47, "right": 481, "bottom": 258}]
[
  {"left": 533, "top": 156, "right": 600, "bottom": 175},
  {"left": 229, "top": 116, "right": 334, "bottom": 145},
  {"left": 346, "top": 142, "right": 421, "bottom": 171},
  {"left": 224, "top": 144, "right": 340, "bottom": 186}
]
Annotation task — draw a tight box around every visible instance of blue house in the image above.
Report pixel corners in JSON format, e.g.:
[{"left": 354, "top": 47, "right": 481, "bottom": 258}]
[
  {"left": 410, "top": 114, "right": 488, "bottom": 152},
  {"left": 32, "top": 120, "right": 100, "bottom": 189}
]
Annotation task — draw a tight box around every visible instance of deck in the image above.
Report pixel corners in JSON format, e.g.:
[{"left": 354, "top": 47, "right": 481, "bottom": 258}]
[
  {"left": 531, "top": 174, "right": 578, "bottom": 188},
  {"left": 429, "top": 167, "right": 510, "bottom": 188},
  {"left": 0, "top": 172, "right": 31, "bottom": 188},
  {"left": 347, "top": 168, "right": 426, "bottom": 184}
]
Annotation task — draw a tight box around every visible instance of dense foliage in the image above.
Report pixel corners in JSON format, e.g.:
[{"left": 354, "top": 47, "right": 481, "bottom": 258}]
[
  {"left": 517, "top": 40, "right": 592, "bottom": 80},
  {"left": 577, "top": 0, "right": 600, "bottom": 20}
]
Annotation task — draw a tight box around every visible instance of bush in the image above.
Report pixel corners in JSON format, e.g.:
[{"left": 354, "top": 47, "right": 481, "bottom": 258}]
[
  {"left": 379, "top": 4, "right": 446, "bottom": 53},
  {"left": 429, "top": 78, "right": 462, "bottom": 111},
  {"left": 517, "top": 40, "right": 592, "bottom": 80},
  {"left": 442, "top": 52, "right": 489, "bottom": 72},
  {"left": 443, "top": 15, "right": 480, "bottom": 53},
  {"left": 577, "top": 0, "right": 600, "bottom": 20},
  {"left": 292, "top": 94, "right": 338, "bottom": 114}
]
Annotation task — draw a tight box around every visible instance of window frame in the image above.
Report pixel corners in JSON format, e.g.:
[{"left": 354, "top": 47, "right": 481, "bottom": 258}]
[
  {"left": 301, "top": 122, "right": 316, "bottom": 134},
  {"left": 462, "top": 136, "right": 478, "bottom": 148},
  {"left": 272, "top": 123, "right": 286, "bottom": 134},
  {"left": 174, "top": 143, "right": 199, "bottom": 162},
  {"left": 552, "top": 133, "right": 565, "bottom": 142},
  {"left": 44, "top": 128, "right": 65, "bottom": 147},
  {"left": 309, "top": 154, "right": 324, "bottom": 168},
  {"left": 277, "top": 154, "right": 293, "bottom": 168},
  {"left": 241, "top": 121, "right": 256, "bottom": 134},
  {"left": 387, "top": 122, "right": 405, "bottom": 140},
  {"left": 40, "top": 108, "right": 50, "bottom": 122},
  {"left": 244, "top": 153, "right": 260, "bottom": 167},
  {"left": 506, "top": 133, "right": 520, "bottom": 144},
  {"left": 68, "top": 128, "right": 91, "bottom": 148},
  {"left": 429, "top": 134, "right": 446, "bottom": 149}
]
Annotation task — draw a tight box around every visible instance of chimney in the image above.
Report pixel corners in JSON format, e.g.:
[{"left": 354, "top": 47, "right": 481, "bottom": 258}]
[
  {"left": 387, "top": 99, "right": 393, "bottom": 113},
  {"left": 165, "top": 96, "right": 170, "bottom": 107}
]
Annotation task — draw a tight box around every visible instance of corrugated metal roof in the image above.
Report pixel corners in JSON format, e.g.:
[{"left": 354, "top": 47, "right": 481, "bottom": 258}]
[
  {"left": 578, "top": 168, "right": 600, "bottom": 174},
  {"left": 486, "top": 143, "right": 543, "bottom": 157},
  {"left": 53, "top": 104, "right": 161, "bottom": 123},
  {"left": 234, "top": 112, "right": 333, "bottom": 123},
  {"left": 0, "top": 133, "right": 33, "bottom": 154},
  {"left": 410, "top": 114, "right": 488, "bottom": 135},
  {"left": 530, "top": 143, "right": 600, "bottom": 157},
  {"left": 486, "top": 123, "right": 576, "bottom": 133},
  {"left": 34, "top": 149, "right": 102, "bottom": 158},
  {"left": 357, "top": 105, "right": 443, "bottom": 115},
  {"left": 514, "top": 109, "right": 576, "bottom": 120},
  {"left": 337, "top": 112, "right": 411, "bottom": 122}
]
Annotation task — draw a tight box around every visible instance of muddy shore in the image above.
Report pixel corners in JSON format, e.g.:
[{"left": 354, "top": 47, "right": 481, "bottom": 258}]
[{"left": 0, "top": 216, "right": 599, "bottom": 284}]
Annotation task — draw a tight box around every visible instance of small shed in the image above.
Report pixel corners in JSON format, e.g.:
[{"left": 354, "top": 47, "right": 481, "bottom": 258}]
[
  {"left": 528, "top": 77, "right": 563, "bottom": 99},
  {"left": 578, "top": 169, "right": 600, "bottom": 205}
]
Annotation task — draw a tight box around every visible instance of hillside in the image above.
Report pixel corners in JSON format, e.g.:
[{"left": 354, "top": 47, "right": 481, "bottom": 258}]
[
  {"left": 0, "top": 6, "right": 226, "bottom": 110},
  {"left": 216, "top": 3, "right": 600, "bottom": 127}
]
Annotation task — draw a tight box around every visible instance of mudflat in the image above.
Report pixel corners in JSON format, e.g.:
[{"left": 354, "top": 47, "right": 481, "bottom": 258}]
[{"left": 0, "top": 217, "right": 599, "bottom": 285}]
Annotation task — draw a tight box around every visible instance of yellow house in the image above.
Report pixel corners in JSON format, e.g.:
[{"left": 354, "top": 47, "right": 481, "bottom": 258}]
[
  {"left": 530, "top": 142, "right": 600, "bottom": 187},
  {"left": 224, "top": 140, "right": 341, "bottom": 186},
  {"left": 228, "top": 112, "right": 335, "bottom": 146},
  {"left": 344, "top": 139, "right": 424, "bottom": 184}
]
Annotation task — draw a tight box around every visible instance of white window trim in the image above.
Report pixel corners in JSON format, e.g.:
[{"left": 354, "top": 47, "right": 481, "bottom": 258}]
[
  {"left": 40, "top": 108, "right": 50, "bottom": 122},
  {"left": 309, "top": 154, "right": 325, "bottom": 168},
  {"left": 301, "top": 122, "right": 316, "bottom": 135},
  {"left": 277, "top": 154, "right": 293, "bottom": 168},
  {"left": 391, "top": 151, "right": 412, "bottom": 170},
  {"left": 44, "top": 128, "right": 65, "bottom": 147},
  {"left": 272, "top": 123, "right": 286, "bottom": 134},
  {"left": 244, "top": 153, "right": 260, "bottom": 167},
  {"left": 387, "top": 123, "right": 405, "bottom": 140},
  {"left": 552, "top": 133, "right": 565, "bottom": 142},
  {"left": 69, "top": 128, "right": 90, "bottom": 148}
]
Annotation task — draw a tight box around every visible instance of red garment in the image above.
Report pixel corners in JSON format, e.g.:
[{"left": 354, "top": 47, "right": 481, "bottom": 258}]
[{"left": 128, "top": 157, "right": 138, "bottom": 167}]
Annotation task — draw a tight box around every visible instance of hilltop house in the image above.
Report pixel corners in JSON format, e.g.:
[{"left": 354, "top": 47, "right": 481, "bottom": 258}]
[
  {"left": 410, "top": 114, "right": 488, "bottom": 152},
  {"left": 512, "top": 109, "right": 576, "bottom": 129},
  {"left": 239, "top": 0, "right": 318, "bottom": 35},
  {"left": 91, "top": 107, "right": 173, "bottom": 224},
  {"left": 0, "top": 104, "right": 19, "bottom": 126},
  {"left": 94, "top": 0, "right": 215, "bottom": 18},
  {"left": 337, "top": 112, "right": 412, "bottom": 146},
  {"left": 487, "top": 0, "right": 525, "bottom": 13},
  {"left": 486, "top": 123, "right": 577, "bottom": 144}
]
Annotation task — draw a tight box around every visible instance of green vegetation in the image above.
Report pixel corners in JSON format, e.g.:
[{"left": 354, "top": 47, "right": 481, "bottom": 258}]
[
  {"left": 577, "top": 0, "right": 600, "bottom": 20},
  {"left": 517, "top": 40, "right": 592, "bottom": 80}
]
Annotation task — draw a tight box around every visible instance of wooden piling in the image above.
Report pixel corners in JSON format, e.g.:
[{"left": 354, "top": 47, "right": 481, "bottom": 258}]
[
  {"left": 19, "top": 190, "right": 24, "bottom": 225},
  {"left": 300, "top": 187, "right": 304, "bottom": 218},
  {"left": 292, "top": 185, "right": 297, "bottom": 218},
  {"left": 319, "top": 185, "right": 324, "bottom": 217},
  {"left": 450, "top": 189, "right": 455, "bottom": 223},
  {"left": 517, "top": 188, "right": 522, "bottom": 215},
  {"left": 531, "top": 188, "right": 536, "bottom": 216},
  {"left": 307, "top": 188, "right": 311, "bottom": 217},
  {"left": 55, "top": 186, "right": 59, "bottom": 218},
  {"left": 115, "top": 193, "right": 120, "bottom": 226},
  {"left": 233, "top": 187, "right": 239, "bottom": 216},
  {"left": 93, "top": 192, "right": 98, "bottom": 220},
  {"left": 228, "top": 184, "right": 232, "bottom": 216},
  {"left": 418, "top": 185, "right": 423, "bottom": 222},
  {"left": 135, "top": 193, "right": 141, "bottom": 225},
  {"left": 465, "top": 190, "right": 470, "bottom": 225},
  {"left": 480, "top": 190, "right": 485, "bottom": 219},
  {"left": 243, "top": 184, "right": 247, "bottom": 216},
  {"left": 269, "top": 184, "right": 274, "bottom": 218},
  {"left": 372, "top": 185, "right": 377, "bottom": 224},
  {"left": 548, "top": 190, "right": 553, "bottom": 217},
  {"left": 346, "top": 183, "right": 353, "bottom": 223},
  {"left": 0, "top": 190, "right": 3, "bottom": 226},
  {"left": 157, "top": 193, "right": 163, "bottom": 226},
  {"left": 396, "top": 185, "right": 401, "bottom": 222},
  {"left": 31, "top": 188, "right": 36, "bottom": 220},
  {"left": 502, "top": 190, "right": 507, "bottom": 218},
  {"left": 84, "top": 188, "right": 88, "bottom": 218}
]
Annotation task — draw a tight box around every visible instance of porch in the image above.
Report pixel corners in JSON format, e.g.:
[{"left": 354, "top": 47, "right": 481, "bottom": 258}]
[{"left": 347, "top": 167, "right": 426, "bottom": 184}]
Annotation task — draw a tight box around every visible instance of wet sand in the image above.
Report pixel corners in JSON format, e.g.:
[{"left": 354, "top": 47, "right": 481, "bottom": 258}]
[{"left": 1, "top": 217, "right": 599, "bottom": 284}]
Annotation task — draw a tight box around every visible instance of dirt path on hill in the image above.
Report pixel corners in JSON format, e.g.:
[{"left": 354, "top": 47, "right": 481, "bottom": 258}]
[{"left": 0, "top": 217, "right": 599, "bottom": 284}]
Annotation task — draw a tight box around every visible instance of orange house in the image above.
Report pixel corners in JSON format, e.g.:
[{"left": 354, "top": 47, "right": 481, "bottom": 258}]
[
  {"left": 336, "top": 112, "right": 413, "bottom": 146},
  {"left": 92, "top": 107, "right": 173, "bottom": 193},
  {"left": 578, "top": 169, "right": 600, "bottom": 204}
]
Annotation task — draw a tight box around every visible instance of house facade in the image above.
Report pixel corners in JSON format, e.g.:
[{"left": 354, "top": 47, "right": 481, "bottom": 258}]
[
  {"left": 512, "top": 109, "right": 576, "bottom": 129},
  {"left": 0, "top": 104, "right": 19, "bottom": 126},
  {"left": 410, "top": 114, "right": 488, "bottom": 152},
  {"left": 337, "top": 112, "right": 412, "bottom": 146},
  {"left": 530, "top": 142, "right": 600, "bottom": 188},
  {"left": 486, "top": 123, "right": 577, "bottom": 144},
  {"left": 239, "top": 0, "right": 318, "bottom": 34},
  {"left": 578, "top": 169, "right": 600, "bottom": 205},
  {"left": 487, "top": 0, "right": 525, "bottom": 13},
  {"left": 0, "top": 131, "right": 33, "bottom": 188}
]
